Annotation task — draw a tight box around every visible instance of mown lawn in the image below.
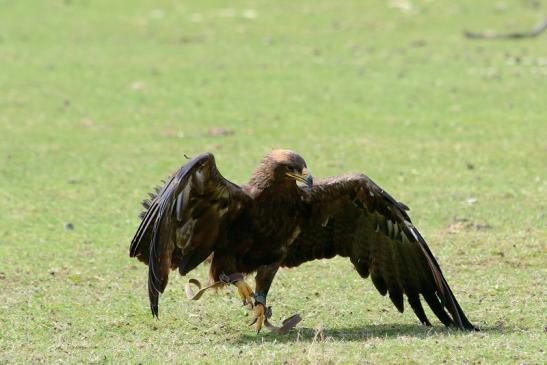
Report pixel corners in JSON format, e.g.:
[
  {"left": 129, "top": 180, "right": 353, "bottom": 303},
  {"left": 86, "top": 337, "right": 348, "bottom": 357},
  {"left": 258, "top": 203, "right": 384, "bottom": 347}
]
[{"left": 0, "top": 0, "right": 545, "bottom": 364}]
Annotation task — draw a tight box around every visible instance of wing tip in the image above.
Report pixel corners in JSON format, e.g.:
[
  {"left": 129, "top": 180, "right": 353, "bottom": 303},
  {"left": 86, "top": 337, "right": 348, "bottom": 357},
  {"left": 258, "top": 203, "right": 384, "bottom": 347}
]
[
  {"left": 448, "top": 317, "right": 479, "bottom": 331},
  {"left": 150, "top": 304, "right": 159, "bottom": 318},
  {"left": 409, "top": 225, "right": 477, "bottom": 331},
  {"left": 148, "top": 286, "right": 160, "bottom": 319}
]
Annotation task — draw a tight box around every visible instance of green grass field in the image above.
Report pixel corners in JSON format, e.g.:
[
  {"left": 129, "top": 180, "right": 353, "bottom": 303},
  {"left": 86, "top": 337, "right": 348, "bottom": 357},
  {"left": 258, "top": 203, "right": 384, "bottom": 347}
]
[{"left": 1, "top": 1, "right": 546, "bottom": 363}]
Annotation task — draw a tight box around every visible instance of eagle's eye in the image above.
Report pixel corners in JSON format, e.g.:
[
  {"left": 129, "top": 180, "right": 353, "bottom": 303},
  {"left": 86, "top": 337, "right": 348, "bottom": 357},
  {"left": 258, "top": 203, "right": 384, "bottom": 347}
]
[{"left": 287, "top": 164, "right": 300, "bottom": 173}]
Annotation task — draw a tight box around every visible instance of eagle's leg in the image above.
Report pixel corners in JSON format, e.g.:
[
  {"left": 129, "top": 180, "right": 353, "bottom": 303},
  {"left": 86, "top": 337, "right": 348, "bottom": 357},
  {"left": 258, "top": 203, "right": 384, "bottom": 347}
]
[
  {"left": 234, "top": 280, "right": 254, "bottom": 309},
  {"left": 252, "top": 265, "right": 280, "bottom": 334},
  {"left": 213, "top": 260, "right": 255, "bottom": 309}
]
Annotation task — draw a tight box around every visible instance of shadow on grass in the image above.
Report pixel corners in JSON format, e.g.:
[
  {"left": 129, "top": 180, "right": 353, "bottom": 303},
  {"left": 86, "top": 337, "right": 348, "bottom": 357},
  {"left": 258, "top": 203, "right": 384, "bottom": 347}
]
[{"left": 235, "top": 323, "right": 501, "bottom": 344}]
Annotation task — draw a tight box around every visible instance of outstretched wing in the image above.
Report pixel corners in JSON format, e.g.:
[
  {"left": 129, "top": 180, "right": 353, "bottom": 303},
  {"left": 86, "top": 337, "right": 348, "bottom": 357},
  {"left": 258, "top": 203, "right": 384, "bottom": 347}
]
[
  {"left": 284, "top": 174, "right": 476, "bottom": 330},
  {"left": 129, "top": 153, "right": 251, "bottom": 317}
]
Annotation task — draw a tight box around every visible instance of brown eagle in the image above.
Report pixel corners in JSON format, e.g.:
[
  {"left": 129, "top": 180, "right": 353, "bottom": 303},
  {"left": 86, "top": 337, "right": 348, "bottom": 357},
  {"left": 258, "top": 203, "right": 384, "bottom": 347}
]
[{"left": 130, "top": 149, "right": 476, "bottom": 333}]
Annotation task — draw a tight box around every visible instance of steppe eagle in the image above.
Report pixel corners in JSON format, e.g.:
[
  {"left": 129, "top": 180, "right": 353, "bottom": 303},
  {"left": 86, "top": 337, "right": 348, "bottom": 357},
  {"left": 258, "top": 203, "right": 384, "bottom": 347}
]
[{"left": 130, "top": 150, "right": 476, "bottom": 333}]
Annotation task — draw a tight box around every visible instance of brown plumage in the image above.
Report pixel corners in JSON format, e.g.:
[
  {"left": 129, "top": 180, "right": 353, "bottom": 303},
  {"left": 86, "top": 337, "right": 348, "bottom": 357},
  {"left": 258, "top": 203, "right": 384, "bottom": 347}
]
[{"left": 130, "top": 149, "right": 476, "bottom": 332}]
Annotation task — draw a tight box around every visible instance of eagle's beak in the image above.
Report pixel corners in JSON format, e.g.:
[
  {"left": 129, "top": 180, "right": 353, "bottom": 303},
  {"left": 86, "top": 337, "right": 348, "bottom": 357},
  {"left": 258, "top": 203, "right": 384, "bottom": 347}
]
[{"left": 286, "top": 168, "right": 313, "bottom": 188}]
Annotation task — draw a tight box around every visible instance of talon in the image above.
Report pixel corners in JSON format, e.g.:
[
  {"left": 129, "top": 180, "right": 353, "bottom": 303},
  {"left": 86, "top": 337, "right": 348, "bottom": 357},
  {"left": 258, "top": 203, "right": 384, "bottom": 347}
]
[
  {"left": 234, "top": 280, "right": 254, "bottom": 309},
  {"left": 253, "top": 303, "right": 265, "bottom": 334},
  {"left": 249, "top": 317, "right": 257, "bottom": 326}
]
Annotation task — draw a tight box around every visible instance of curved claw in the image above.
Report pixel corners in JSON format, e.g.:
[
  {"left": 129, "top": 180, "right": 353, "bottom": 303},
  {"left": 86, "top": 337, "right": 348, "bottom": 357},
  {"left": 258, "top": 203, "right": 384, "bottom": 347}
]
[
  {"left": 234, "top": 280, "right": 254, "bottom": 309},
  {"left": 253, "top": 303, "right": 266, "bottom": 335}
]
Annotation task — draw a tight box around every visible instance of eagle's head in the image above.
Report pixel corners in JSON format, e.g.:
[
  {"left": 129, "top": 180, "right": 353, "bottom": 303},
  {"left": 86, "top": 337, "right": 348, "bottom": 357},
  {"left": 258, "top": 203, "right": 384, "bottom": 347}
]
[{"left": 250, "top": 149, "right": 313, "bottom": 190}]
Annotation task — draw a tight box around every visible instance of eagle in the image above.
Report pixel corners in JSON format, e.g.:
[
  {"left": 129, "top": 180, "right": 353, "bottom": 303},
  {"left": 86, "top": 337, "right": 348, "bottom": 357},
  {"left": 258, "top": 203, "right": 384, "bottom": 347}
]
[{"left": 129, "top": 149, "right": 476, "bottom": 333}]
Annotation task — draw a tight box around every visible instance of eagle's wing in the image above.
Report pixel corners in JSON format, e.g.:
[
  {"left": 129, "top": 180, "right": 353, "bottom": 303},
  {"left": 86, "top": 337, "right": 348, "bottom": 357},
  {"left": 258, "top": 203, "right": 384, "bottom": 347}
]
[
  {"left": 129, "top": 153, "right": 251, "bottom": 317},
  {"left": 284, "top": 174, "right": 476, "bottom": 330}
]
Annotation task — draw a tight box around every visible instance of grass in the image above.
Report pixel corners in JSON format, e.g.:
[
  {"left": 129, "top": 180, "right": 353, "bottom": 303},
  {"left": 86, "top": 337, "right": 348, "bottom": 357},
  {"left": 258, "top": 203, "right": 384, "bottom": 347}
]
[{"left": 0, "top": 0, "right": 546, "bottom": 363}]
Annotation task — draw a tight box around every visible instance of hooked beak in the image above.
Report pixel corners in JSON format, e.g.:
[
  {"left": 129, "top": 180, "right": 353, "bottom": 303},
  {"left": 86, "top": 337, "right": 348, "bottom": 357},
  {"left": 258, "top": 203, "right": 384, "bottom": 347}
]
[{"left": 286, "top": 167, "right": 314, "bottom": 188}]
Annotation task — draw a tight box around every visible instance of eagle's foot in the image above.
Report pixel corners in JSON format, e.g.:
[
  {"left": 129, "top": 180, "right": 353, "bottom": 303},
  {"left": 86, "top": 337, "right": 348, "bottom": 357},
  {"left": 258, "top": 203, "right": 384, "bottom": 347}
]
[
  {"left": 249, "top": 303, "right": 266, "bottom": 334},
  {"left": 234, "top": 280, "right": 254, "bottom": 309}
]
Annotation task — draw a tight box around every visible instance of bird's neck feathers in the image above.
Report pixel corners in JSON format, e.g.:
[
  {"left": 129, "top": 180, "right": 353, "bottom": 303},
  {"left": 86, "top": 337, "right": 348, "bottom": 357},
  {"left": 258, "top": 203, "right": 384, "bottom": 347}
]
[{"left": 248, "top": 160, "right": 274, "bottom": 191}]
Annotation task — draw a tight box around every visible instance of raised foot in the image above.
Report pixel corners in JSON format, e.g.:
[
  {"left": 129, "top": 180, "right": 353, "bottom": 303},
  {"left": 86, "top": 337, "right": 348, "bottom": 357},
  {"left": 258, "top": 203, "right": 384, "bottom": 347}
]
[{"left": 234, "top": 280, "right": 254, "bottom": 309}]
